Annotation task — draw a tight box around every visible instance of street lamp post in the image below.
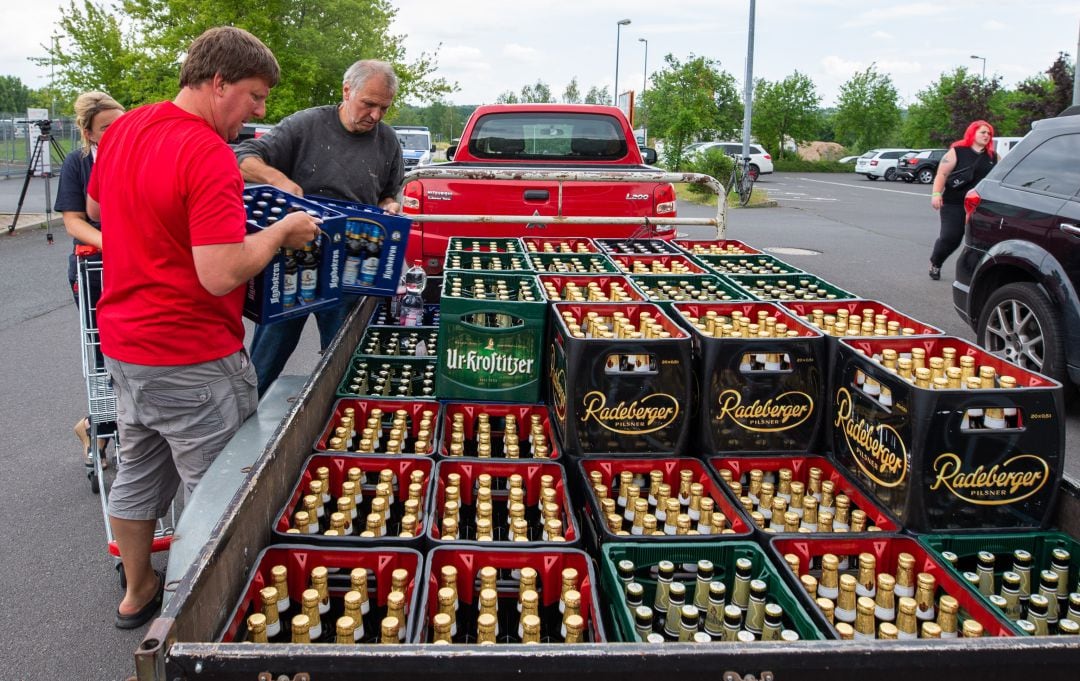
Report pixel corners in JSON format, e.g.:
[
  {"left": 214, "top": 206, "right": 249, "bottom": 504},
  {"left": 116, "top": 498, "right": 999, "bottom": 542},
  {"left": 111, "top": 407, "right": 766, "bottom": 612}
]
[
  {"left": 614, "top": 18, "right": 631, "bottom": 107},
  {"left": 638, "top": 37, "right": 648, "bottom": 145},
  {"left": 970, "top": 54, "right": 987, "bottom": 79}
]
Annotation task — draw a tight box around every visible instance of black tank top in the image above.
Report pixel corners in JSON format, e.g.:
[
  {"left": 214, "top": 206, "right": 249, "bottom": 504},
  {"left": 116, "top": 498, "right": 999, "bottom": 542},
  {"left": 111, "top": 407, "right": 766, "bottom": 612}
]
[{"left": 943, "top": 146, "right": 996, "bottom": 204}]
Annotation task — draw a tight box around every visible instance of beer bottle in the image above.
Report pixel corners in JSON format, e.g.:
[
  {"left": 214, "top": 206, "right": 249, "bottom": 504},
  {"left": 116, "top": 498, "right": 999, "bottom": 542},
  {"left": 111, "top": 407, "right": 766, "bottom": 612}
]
[
  {"left": 437, "top": 587, "right": 458, "bottom": 639},
  {"left": 350, "top": 568, "right": 371, "bottom": 616},
  {"left": 854, "top": 596, "right": 876, "bottom": 641},
  {"left": 301, "top": 588, "right": 325, "bottom": 641},
  {"left": 878, "top": 621, "right": 899, "bottom": 640},
  {"left": 1067, "top": 593, "right": 1080, "bottom": 626},
  {"left": 914, "top": 573, "right": 937, "bottom": 622},
  {"left": 817, "top": 598, "right": 835, "bottom": 626},
  {"left": 521, "top": 613, "right": 542, "bottom": 644},
  {"left": 282, "top": 249, "right": 299, "bottom": 308},
  {"left": 653, "top": 561, "right": 675, "bottom": 616},
  {"left": 561, "top": 590, "right": 582, "bottom": 639},
  {"left": 291, "top": 614, "right": 312, "bottom": 644},
  {"left": 342, "top": 591, "right": 365, "bottom": 642},
  {"left": 634, "top": 605, "right": 654, "bottom": 641},
  {"left": 976, "top": 551, "right": 996, "bottom": 596},
  {"left": 334, "top": 615, "right": 358, "bottom": 645},
  {"left": 761, "top": 603, "right": 784, "bottom": 641},
  {"left": 563, "top": 614, "right": 585, "bottom": 643},
  {"left": 936, "top": 595, "right": 959, "bottom": 638},
  {"left": 703, "top": 581, "right": 727, "bottom": 638},
  {"left": 895, "top": 597, "right": 918, "bottom": 640},
  {"left": 732, "top": 558, "right": 753, "bottom": 613},
  {"left": 800, "top": 574, "right": 819, "bottom": 601},
  {"left": 1012, "top": 549, "right": 1034, "bottom": 607},
  {"left": 1038, "top": 570, "right": 1060, "bottom": 624},
  {"left": 677, "top": 605, "right": 700, "bottom": 642},
  {"left": 380, "top": 616, "right": 401, "bottom": 644},
  {"left": 432, "top": 612, "right": 453, "bottom": 644},
  {"left": 1028, "top": 594, "right": 1051, "bottom": 635},
  {"left": 894, "top": 552, "right": 916, "bottom": 599},
  {"left": 247, "top": 613, "right": 268, "bottom": 643},
  {"left": 835, "top": 574, "right": 858, "bottom": 625},
  {"left": 1050, "top": 548, "right": 1071, "bottom": 604},
  {"left": 722, "top": 604, "right": 743, "bottom": 642},
  {"left": 298, "top": 243, "right": 319, "bottom": 303},
  {"left": 962, "top": 619, "right": 984, "bottom": 638},
  {"left": 875, "top": 573, "right": 897, "bottom": 623},
  {"left": 258, "top": 586, "right": 284, "bottom": 642},
  {"left": 819, "top": 554, "right": 840, "bottom": 600},
  {"left": 746, "top": 579, "right": 768, "bottom": 636},
  {"left": 1000, "top": 571, "right": 1023, "bottom": 621},
  {"left": 693, "top": 560, "right": 714, "bottom": 610},
  {"left": 855, "top": 553, "right": 877, "bottom": 599},
  {"left": 478, "top": 588, "right": 500, "bottom": 639},
  {"left": 664, "top": 582, "right": 687, "bottom": 639}
]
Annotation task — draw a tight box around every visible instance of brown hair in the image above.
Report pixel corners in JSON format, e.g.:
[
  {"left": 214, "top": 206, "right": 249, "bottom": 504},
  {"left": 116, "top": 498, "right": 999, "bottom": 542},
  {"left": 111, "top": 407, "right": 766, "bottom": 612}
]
[
  {"left": 73, "top": 91, "right": 124, "bottom": 156},
  {"left": 179, "top": 26, "right": 280, "bottom": 89}
]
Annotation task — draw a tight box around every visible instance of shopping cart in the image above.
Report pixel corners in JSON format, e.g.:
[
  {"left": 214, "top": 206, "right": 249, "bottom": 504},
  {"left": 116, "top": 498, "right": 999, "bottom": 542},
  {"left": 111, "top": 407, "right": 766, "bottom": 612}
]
[{"left": 76, "top": 247, "right": 175, "bottom": 585}]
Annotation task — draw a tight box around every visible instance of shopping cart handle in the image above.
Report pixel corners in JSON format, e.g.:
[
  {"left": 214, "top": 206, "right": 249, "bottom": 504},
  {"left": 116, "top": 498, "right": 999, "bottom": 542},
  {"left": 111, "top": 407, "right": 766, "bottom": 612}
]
[{"left": 75, "top": 245, "right": 101, "bottom": 257}]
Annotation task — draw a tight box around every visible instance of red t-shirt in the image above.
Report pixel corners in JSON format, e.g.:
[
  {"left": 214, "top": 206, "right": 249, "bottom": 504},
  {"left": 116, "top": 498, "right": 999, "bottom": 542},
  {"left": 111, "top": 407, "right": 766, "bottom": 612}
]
[{"left": 89, "top": 101, "right": 247, "bottom": 365}]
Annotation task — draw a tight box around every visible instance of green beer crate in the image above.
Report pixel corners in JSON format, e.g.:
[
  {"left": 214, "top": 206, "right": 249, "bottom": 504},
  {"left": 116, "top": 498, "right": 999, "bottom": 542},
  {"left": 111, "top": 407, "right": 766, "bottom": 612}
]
[
  {"left": 724, "top": 273, "right": 857, "bottom": 302},
  {"left": 525, "top": 252, "right": 618, "bottom": 274},
  {"left": 919, "top": 531, "right": 1080, "bottom": 635},
  {"left": 693, "top": 253, "right": 804, "bottom": 277},
  {"left": 436, "top": 271, "right": 546, "bottom": 403},
  {"left": 599, "top": 541, "right": 824, "bottom": 643},
  {"left": 443, "top": 250, "right": 533, "bottom": 273},
  {"left": 628, "top": 273, "right": 753, "bottom": 311}
]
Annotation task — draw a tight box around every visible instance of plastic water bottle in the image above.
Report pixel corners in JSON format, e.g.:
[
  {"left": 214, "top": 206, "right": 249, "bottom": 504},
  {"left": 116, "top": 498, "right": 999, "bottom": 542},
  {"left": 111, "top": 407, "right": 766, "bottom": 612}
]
[{"left": 399, "top": 260, "right": 427, "bottom": 326}]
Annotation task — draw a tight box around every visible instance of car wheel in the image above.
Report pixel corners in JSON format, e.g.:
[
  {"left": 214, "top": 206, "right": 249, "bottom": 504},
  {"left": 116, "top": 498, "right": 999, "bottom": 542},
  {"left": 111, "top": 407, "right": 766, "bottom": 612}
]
[
  {"left": 866, "top": 174, "right": 877, "bottom": 181},
  {"left": 903, "top": 176, "right": 914, "bottom": 183},
  {"left": 917, "top": 168, "right": 935, "bottom": 184},
  {"left": 884, "top": 167, "right": 896, "bottom": 181},
  {"left": 976, "top": 282, "right": 1067, "bottom": 385},
  {"left": 747, "top": 164, "right": 760, "bottom": 181}
]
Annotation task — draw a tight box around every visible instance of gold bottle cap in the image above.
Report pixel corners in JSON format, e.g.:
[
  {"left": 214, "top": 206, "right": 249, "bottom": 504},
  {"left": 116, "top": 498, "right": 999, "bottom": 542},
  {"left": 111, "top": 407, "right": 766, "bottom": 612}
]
[
  {"left": 898, "top": 596, "right": 917, "bottom": 615},
  {"left": 247, "top": 612, "right": 267, "bottom": 635},
  {"left": 962, "top": 619, "right": 984, "bottom": 637},
  {"left": 938, "top": 594, "right": 959, "bottom": 614},
  {"left": 291, "top": 613, "right": 311, "bottom": 635},
  {"left": 336, "top": 615, "right": 357, "bottom": 639},
  {"left": 816, "top": 597, "right": 835, "bottom": 622},
  {"left": 878, "top": 621, "right": 898, "bottom": 639},
  {"left": 380, "top": 616, "right": 400, "bottom": 643},
  {"left": 835, "top": 622, "right": 854, "bottom": 640}
]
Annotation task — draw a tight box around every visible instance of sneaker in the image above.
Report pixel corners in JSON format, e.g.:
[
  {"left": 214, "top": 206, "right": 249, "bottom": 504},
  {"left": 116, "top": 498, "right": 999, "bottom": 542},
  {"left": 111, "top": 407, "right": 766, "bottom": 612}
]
[{"left": 928, "top": 265, "right": 941, "bottom": 280}]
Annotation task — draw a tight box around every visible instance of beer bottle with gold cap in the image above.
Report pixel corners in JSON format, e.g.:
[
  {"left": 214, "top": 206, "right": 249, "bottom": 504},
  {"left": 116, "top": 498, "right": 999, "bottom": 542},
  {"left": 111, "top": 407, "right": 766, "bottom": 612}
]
[
  {"left": 334, "top": 615, "right": 358, "bottom": 644},
  {"left": 380, "top": 616, "right": 401, "bottom": 644},
  {"left": 914, "top": 573, "right": 937, "bottom": 622},
  {"left": 291, "top": 614, "right": 312, "bottom": 644},
  {"left": 341, "top": 591, "right": 365, "bottom": 642},
  {"left": 247, "top": 613, "right": 269, "bottom": 643},
  {"left": 561, "top": 590, "right": 582, "bottom": 640},
  {"left": 835, "top": 574, "right": 858, "bottom": 625},
  {"left": 521, "top": 613, "right": 542, "bottom": 644},
  {"left": 936, "top": 594, "right": 959, "bottom": 638},
  {"left": 854, "top": 596, "right": 876, "bottom": 641},
  {"left": 386, "top": 590, "right": 408, "bottom": 641},
  {"left": 258, "top": 586, "right": 285, "bottom": 642},
  {"left": 895, "top": 597, "right": 918, "bottom": 640}
]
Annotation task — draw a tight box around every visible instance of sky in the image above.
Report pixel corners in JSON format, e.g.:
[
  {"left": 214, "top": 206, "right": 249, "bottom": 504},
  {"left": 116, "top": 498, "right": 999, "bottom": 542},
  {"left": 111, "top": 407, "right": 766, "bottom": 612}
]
[{"left": 2, "top": 0, "right": 1078, "bottom": 110}]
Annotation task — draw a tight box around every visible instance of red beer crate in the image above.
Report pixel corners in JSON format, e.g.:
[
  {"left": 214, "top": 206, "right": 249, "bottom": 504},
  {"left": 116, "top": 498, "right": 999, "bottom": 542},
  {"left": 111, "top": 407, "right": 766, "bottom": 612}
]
[
  {"left": 572, "top": 457, "right": 753, "bottom": 556},
  {"left": 439, "top": 402, "right": 561, "bottom": 460},
  {"left": 672, "top": 302, "right": 827, "bottom": 454},
  {"left": 547, "top": 302, "right": 693, "bottom": 456},
  {"left": 315, "top": 398, "right": 441, "bottom": 456},
  {"left": 781, "top": 299, "right": 944, "bottom": 339},
  {"left": 272, "top": 454, "right": 433, "bottom": 548},
  {"left": 769, "top": 535, "right": 1014, "bottom": 640},
  {"left": 609, "top": 253, "right": 708, "bottom": 276},
  {"left": 674, "top": 238, "right": 761, "bottom": 256},
  {"left": 413, "top": 546, "right": 606, "bottom": 643},
  {"left": 830, "top": 336, "right": 1064, "bottom": 532},
  {"left": 426, "top": 460, "right": 580, "bottom": 547},
  {"left": 538, "top": 273, "right": 646, "bottom": 303},
  {"left": 219, "top": 544, "right": 423, "bottom": 644},
  {"left": 707, "top": 454, "right": 902, "bottom": 537},
  {"left": 522, "top": 236, "right": 599, "bottom": 253}
]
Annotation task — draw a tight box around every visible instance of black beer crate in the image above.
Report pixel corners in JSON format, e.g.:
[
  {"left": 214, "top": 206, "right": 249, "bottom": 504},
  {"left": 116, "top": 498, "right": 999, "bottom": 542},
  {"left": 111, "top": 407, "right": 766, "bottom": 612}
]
[
  {"left": 769, "top": 534, "right": 1015, "bottom": 640},
  {"left": 918, "top": 531, "right": 1080, "bottom": 636},
  {"left": 671, "top": 301, "right": 827, "bottom": 454},
  {"left": 694, "top": 253, "right": 804, "bottom": 276},
  {"left": 707, "top": 454, "right": 902, "bottom": 538},
  {"left": 426, "top": 459, "right": 580, "bottom": 547},
  {"left": 546, "top": 302, "right": 693, "bottom": 456},
  {"left": 522, "top": 236, "right": 598, "bottom": 253},
  {"left": 628, "top": 273, "right": 752, "bottom": 308},
  {"left": 600, "top": 541, "right": 825, "bottom": 643},
  {"left": 443, "top": 250, "right": 532, "bottom": 272},
  {"left": 436, "top": 271, "right": 546, "bottom": 403},
  {"left": 609, "top": 253, "right": 709, "bottom": 276},
  {"left": 307, "top": 195, "right": 412, "bottom": 297},
  {"left": 439, "top": 402, "right": 561, "bottom": 460},
  {"left": 218, "top": 544, "right": 423, "bottom": 644},
  {"left": 271, "top": 453, "right": 433, "bottom": 548},
  {"left": 725, "top": 273, "right": 858, "bottom": 302},
  {"left": 242, "top": 185, "right": 346, "bottom": 324},
  {"left": 314, "top": 398, "right": 441, "bottom": 456},
  {"left": 830, "top": 336, "right": 1064, "bottom": 533},
  {"left": 537, "top": 273, "right": 646, "bottom": 303},
  {"left": 414, "top": 546, "right": 607, "bottom": 643},
  {"left": 336, "top": 356, "right": 438, "bottom": 400},
  {"left": 573, "top": 457, "right": 753, "bottom": 556},
  {"left": 525, "top": 252, "right": 618, "bottom": 274},
  {"left": 673, "top": 238, "right": 761, "bottom": 256},
  {"left": 595, "top": 237, "right": 684, "bottom": 255},
  {"left": 355, "top": 325, "right": 439, "bottom": 358},
  {"left": 446, "top": 237, "right": 524, "bottom": 254}
]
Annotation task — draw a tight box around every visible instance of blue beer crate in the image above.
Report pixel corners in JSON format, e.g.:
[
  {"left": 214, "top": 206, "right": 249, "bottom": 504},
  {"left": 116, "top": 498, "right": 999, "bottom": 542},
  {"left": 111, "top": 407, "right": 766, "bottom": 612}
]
[
  {"left": 243, "top": 185, "right": 346, "bottom": 324},
  {"left": 307, "top": 195, "right": 413, "bottom": 297}
]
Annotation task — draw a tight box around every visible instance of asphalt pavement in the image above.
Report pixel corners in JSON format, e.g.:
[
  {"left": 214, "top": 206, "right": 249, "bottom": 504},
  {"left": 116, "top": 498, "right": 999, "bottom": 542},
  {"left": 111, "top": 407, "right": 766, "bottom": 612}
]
[{"left": 0, "top": 172, "right": 1075, "bottom": 680}]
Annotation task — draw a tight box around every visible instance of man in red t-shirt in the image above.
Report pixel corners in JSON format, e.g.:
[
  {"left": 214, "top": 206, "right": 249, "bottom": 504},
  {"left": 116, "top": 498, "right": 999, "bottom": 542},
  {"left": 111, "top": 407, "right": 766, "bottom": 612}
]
[{"left": 87, "top": 27, "right": 319, "bottom": 630}]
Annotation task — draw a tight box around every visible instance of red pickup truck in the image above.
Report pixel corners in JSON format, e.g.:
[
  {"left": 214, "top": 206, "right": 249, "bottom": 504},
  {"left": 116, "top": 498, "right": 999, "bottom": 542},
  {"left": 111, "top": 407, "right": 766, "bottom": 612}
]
[{"left": 401, "top": 104, "right": 677, "bottom": 272}]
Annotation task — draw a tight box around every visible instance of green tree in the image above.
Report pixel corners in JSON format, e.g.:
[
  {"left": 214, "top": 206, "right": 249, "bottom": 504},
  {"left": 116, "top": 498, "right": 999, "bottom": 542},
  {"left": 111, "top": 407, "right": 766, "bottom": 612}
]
[
  {"left": 495, "top": 90, "right": 519, "bottom": 104},
  {"left": 1010, "top": 52, "right": 1075, "bottom": 133},
  {"left": 43, "top": 0, "right": 454, "bottom": 120},
  {"left": 562, "top": 77, "right": 581, "bottom": 104},
  {"left": 901, "top": 68, "right": 1000, "bottom": 148},
  {"left": 751, "top": 71, "right": 820, "bottom": 159},
  {"left": 639, "top": 53, "right": 741, "bottom": 170},
  {"left": 833, "top": 65, "right": 901, "bottom": 151},
  {"left": 0, "top": 75, "right": 33, "bottom": 113},
  {"left": 584, "top": 85, "right": 610, "bottom": 105},
  {"left": 520, "top": 80, "right": 553, "bottom": 103}
]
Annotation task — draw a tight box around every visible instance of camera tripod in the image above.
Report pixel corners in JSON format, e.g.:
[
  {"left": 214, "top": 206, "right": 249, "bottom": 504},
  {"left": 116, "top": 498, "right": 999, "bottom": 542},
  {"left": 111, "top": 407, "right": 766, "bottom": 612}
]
[{"left": 7, "top": 121, "right": 66, "bottom": 243}]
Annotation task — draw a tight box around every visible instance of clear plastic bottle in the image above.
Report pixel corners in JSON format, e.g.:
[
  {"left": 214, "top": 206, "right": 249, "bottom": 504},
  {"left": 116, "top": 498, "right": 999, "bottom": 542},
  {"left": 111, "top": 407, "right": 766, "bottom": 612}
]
[{"left": 399, "top": 260, "right": 427, "bottom": 326}]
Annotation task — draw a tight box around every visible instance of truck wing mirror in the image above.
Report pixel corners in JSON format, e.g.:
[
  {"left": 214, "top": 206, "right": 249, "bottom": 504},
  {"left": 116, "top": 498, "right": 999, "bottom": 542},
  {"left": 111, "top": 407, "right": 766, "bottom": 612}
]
[{"left": 642, "top": 148, "right": 658, "bottom": 165}]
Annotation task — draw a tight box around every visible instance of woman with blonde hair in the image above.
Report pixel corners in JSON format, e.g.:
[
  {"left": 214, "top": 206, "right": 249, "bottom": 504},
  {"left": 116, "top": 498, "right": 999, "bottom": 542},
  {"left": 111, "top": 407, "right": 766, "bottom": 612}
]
[{"left": 55, "top": 91, "right": 124, "bottom": 466}]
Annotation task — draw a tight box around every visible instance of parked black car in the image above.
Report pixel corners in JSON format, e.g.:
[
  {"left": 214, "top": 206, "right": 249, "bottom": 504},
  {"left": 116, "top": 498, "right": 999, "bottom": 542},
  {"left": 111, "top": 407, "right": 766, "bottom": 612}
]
[
  {"left": 953, "top": 107, "right": 1080, "bottom": 392},
  {"left": 897, "top": 148, "right": 947, "bottom": 184}
]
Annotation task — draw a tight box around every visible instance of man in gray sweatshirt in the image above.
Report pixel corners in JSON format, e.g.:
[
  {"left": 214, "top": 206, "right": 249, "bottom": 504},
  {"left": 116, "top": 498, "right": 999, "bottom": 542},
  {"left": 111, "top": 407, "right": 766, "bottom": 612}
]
[{"left": 234, "top": 59, "right": 404, "bottom": 396}]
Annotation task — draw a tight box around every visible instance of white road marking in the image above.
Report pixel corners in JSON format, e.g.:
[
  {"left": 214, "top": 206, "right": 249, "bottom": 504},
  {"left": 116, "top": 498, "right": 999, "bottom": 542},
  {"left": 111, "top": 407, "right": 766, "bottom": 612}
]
[{"left": 796, "top": 177, "right": 926, "bottom": 197}]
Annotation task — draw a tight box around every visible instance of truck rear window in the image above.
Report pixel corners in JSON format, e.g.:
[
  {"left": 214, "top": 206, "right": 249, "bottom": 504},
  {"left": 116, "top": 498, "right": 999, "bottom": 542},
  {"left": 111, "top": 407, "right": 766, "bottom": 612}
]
[{"left": 468, "top": 112, "right": 628, "bottom": 161}]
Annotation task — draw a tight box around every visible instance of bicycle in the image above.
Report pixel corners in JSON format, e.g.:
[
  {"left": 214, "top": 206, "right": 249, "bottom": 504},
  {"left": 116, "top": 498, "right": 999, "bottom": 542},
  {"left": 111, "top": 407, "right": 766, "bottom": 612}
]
[{"left": 728, "top": 154, "right": 755, "bottom": 207}]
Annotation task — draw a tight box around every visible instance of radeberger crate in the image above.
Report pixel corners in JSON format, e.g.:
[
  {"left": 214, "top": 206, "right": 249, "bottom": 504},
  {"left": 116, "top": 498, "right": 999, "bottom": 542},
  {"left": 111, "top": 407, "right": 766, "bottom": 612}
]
[
  {"left": 694, "top": 253, "right": 804, "bottom": 276},
  {"left": 674, "top": 238, "right": 761, "bottom": 256},
  {"left": 314, "top": 398, "right": 441, "bottom": 456},
  {"left": 769, "top": 534, "right": 1014, "bottom": 640},
  {"left": 446, "top": 237, "right": 524, "bottom": 253},
  {"left": 671, "top": 302, "right": 826, "bottom": 454},
  {"left": 707, "top": 454, "right": 901, "bottom": 537},
  {"left": 629, "top": 273, "right": 752, "bottom": 307},
  {"left": 436, "top": 272, "right": 546, "bottom": 403},
  {"left": 439, "top": 402, "right": 561, "bottom": 460},
  {"left": 830, "top": 336, "right": 1064, "bottom": 533},
  {"left": 573, "top": 457, "right": 753, "bottom": 556},
  {"left": 725, "top": 273, "right": 858, "bottom": 302},
  {"left": 443, "top": 250, "right": 532, "bottom": 272},
  {"left": 242, "top": 185, "right": 346, "bottom": 323},
  {"left": 307, "top": 195, "right": 412, "bottom": 297},
  {"left": 595, "top": 238, "right": 684, "bottom": 255},
  {"left": 525, "top": 252, "right": 617, "bottom": 274},
  {"left": 546, "top": 302, "right": 692, "bottom": 456},
  {"left": 537, "top": 273, "right": 645, "bottom": 303},
  {"left": 522, "top": 236, "right": 598, "bottom": 253},
  {"left": 609, "top": 253, "right": 708, "bottom": 276}
]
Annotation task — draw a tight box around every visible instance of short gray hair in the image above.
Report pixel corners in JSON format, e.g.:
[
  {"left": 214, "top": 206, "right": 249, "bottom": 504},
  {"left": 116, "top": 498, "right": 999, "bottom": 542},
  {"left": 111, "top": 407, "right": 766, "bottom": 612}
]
[{"left": 343, "top": 60, "right": 398, "bottom": 96}]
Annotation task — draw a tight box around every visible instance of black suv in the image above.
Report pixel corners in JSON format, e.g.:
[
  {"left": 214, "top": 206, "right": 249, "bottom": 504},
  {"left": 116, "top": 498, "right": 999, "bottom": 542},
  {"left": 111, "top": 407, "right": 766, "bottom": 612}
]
[
  {"left": 953, "top": 106, "right": 1080, "bottom": 391},
  {"left": 897, "top": 148, "right": 946, "bottom": 184}
]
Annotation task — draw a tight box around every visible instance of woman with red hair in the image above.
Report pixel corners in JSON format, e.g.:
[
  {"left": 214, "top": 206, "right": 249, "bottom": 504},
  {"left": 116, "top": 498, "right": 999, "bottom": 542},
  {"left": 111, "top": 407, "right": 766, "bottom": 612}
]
[{"left": 927, "top": 120, "right": 998, "bottom": 280}]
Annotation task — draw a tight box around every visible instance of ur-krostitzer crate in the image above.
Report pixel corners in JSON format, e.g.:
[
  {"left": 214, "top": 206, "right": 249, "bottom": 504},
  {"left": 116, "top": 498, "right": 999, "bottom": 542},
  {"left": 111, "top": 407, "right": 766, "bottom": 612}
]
[
  {"left": 694, "top": 253, "right": 804, "bottom": 277},
  {"left": 439, "top": 402, "right": 561, "bottom": 460},
  {"left": 436, "top": 271, "right": 546, "bottom": 403},
  {"left": 537, "top": 274, "right": 646, "bottom": 303},
  {"left": 547, "top": 302, "right": 693, "bottom": 456},
  {"left": 725, "top": 273, "right": 858, "bottom": 302},
  {"left": 525, "top": 252, "right": 618, "bottom": 274},
  {"left": 830, "top": 336, "right": 1064, "bottom": 533},
  {"left": 443, "top": 250, "right": 532, "bottom": 272},
  {"left": 242, "top": 186, "right": 346, "bottom": 324},
  {"left": 671, "top": 302, "right": 827, "bottom": 454},
  {"left": 307, "top": 195, "right": 412, "bottom": 297}
]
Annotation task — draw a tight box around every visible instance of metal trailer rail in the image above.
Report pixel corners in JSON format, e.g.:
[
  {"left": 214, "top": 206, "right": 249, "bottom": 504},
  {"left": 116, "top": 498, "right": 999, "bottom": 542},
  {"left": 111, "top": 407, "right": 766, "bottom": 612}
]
[
  {"left": 400, "top": 167, "right": 729, "bottom": 238},
  {"left": 135, "top": 293, "right": 1080, "bottom": 681}
]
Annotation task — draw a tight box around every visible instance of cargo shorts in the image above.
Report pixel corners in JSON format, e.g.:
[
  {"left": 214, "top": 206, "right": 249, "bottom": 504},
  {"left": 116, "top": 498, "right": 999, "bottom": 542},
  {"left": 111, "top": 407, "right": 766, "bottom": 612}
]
[{"left": 104, "top": 349, "right": 258, "bottom": 521}]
